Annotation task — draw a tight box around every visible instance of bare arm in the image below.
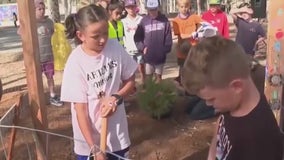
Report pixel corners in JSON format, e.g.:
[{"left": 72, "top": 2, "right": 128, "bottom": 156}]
[
  {"left": 74, "top": 103, "right": 95, "bottom": 148},
  {"left": 254, "top": 24, "right": 266, "bottom": 50},
  {"left": 117, "top": 74, "right": 135, "bottom": 98},
  {"left": 207, "top": 116, "right": 221, "bottom": 160},
  {"left": 229, "top": 8, "right": 241, "bottom": 21},
  {"left": 99, "top": 75, "right": 136, "bottom": 118},
  {"left": 230, "top": 7, "right": 253, "bottom": 22},
  {"left": 255, "top": 37, "right": 265, "bottom": 45}
]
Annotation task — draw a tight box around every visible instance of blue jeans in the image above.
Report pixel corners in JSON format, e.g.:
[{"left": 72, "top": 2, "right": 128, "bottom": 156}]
[
  {"left": 186, "top": 95, "right": 215, "bottom": 120},
  {"left": 77, "top": 147, "right": 129, "bottom": 160}
]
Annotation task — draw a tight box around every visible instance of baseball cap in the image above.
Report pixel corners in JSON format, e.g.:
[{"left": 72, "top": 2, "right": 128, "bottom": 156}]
[
  {"left": 238, "top": 2, "right": 252, "bottom": 9},
  {"left": 125, "top": 0, "right": 137, "bottom": 7},
  {"left": 208, "top": 0, "right": 221, "bottom": 5},
  {"left": 146, "top": 0, "right": 160, "bottom": 9}
]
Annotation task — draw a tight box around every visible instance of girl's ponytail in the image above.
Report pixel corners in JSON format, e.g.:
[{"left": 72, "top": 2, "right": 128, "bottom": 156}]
[
  {"left": 65, "top": 14, "right": 76, "bottom": 39},
  {"left": 64, "top": 4, "right": 109, "bottom": 44},
  {"left": 65, "top": 14, "right": 81, "bottom": 43}
]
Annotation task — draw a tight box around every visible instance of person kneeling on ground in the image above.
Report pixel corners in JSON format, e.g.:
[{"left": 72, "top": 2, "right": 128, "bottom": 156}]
[{"left": 178, "top": 22, "right": 219, "bottom": 120}]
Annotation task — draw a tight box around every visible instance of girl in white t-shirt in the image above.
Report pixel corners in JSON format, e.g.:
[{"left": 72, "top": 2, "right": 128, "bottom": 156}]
[{"left": 62, "top": 4, "right": 138, "bottom": 160}]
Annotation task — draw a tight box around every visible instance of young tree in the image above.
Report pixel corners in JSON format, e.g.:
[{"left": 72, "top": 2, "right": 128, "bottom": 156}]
[{"left": 47, "top": 0, "right": 60, "bottom": 23}]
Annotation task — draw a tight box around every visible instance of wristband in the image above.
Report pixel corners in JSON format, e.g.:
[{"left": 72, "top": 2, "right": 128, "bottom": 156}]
[{"left": 111, "top": 94, "right": 123, "bottom": 105}]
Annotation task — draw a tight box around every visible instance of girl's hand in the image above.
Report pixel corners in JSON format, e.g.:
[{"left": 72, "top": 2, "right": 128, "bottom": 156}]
[
  {"left": 100, "top": 96, "right": 117, "bottom": 117},
  {"left": 94, "top": 151, "right": 107, "bottom": 160}
]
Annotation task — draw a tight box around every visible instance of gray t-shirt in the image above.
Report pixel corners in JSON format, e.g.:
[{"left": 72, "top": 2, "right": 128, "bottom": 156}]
[
  {"left": 235, "top": 17, "right": 265, "bottom": 55},
  {"left": 37, "top": 17, "right": 54, "bottom": 62}
]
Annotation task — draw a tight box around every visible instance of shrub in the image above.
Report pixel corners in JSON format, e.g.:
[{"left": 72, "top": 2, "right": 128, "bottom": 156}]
[{"left": 137, "top": 79, "right": 177, "bottom": 120}]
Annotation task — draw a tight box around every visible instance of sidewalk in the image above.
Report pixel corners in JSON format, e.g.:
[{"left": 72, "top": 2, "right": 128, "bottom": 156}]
[{"left": 0, "top": 26, "right": 23, "bottom": 64}]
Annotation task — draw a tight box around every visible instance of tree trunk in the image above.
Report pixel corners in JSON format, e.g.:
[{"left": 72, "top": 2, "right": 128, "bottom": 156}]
[
  {"left": 47, "top": 0, "right": 61, "bottom": 23},
  {"left": 64, "top": 0, "right": 72, "bottom": 19},
  {"left": 197, "top": 0, "right": 201, "bottom": 15}
]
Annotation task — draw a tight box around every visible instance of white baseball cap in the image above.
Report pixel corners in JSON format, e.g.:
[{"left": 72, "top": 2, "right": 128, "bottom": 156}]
[{"left": 146, "top": 0, "right": 159, "bottom": 10}]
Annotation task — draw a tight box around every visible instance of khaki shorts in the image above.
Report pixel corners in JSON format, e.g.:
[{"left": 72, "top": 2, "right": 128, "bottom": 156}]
[{"left": 145, "top": 63, "right": 164, "bottom": 75}]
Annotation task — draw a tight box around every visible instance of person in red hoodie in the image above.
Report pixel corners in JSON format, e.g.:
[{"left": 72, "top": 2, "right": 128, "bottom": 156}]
[{"left": 202, "top": 0, "right": 229, "bottom": 38}]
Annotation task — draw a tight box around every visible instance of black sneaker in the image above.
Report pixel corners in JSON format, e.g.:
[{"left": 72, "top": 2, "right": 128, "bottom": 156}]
[{"left": 50, "top": 95, "right": 64, "bottom": 107}]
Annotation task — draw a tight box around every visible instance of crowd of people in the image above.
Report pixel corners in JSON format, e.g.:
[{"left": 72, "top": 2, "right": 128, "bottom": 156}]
[{"left": 14, "top": 0, "right": 282, "bottom": 160}]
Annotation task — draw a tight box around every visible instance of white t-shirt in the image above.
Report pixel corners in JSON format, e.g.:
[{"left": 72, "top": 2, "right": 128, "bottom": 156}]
[
  {"left": 61, "top": 39, "right": 138, "bottom": 155},
  {"left": 121, "top": 15, "right": 142, "bottom": 55}
]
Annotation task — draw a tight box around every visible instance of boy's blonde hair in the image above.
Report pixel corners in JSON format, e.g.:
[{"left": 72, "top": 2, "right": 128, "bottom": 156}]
[
  {"left": 181, "top": 36, "right": 251, "bottom": 95},
  {"left": 177, "top": 0, "right": 191, "bottom": 6}
]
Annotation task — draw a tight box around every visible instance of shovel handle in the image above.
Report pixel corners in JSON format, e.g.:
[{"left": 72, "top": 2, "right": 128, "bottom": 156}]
[{"left": 100, "top": 117, "right": 108, "bottom": 152}]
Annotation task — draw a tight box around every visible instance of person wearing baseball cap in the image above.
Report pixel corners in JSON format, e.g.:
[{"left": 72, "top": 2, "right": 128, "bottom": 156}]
[
  {"left": 134, "top": 0, "right": 172, "bottom": 83},
  {"left": 208, "top": 0, "right": 220, "bottom": 5},
  {"left": 145, "top": 0, "right": 160, "bottom": 10},
  {"left": 124, "top": 0, "right": 136, "bottom": 7},
  {"left": 230, "top": 3, "right": 266, "bottom": 58},
  {"left": 121, "top": 0, "right": 146, "bottom": 86},
  {"left": 201, "top": 0, "right": 229, "bottom": 38}
]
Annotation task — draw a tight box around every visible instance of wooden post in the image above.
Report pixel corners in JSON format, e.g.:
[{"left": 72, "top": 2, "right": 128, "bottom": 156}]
[
  {"left": 17, "top": 0, "right": 48, "bottom": 159},
  {"left": 264, "top": 1, "right": 284, "bottom": 129}
]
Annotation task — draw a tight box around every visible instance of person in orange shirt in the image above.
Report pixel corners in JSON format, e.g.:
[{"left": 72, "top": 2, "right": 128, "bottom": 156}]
[{"left": 172, "top": 0, "right": 202, "bottom": 85}]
